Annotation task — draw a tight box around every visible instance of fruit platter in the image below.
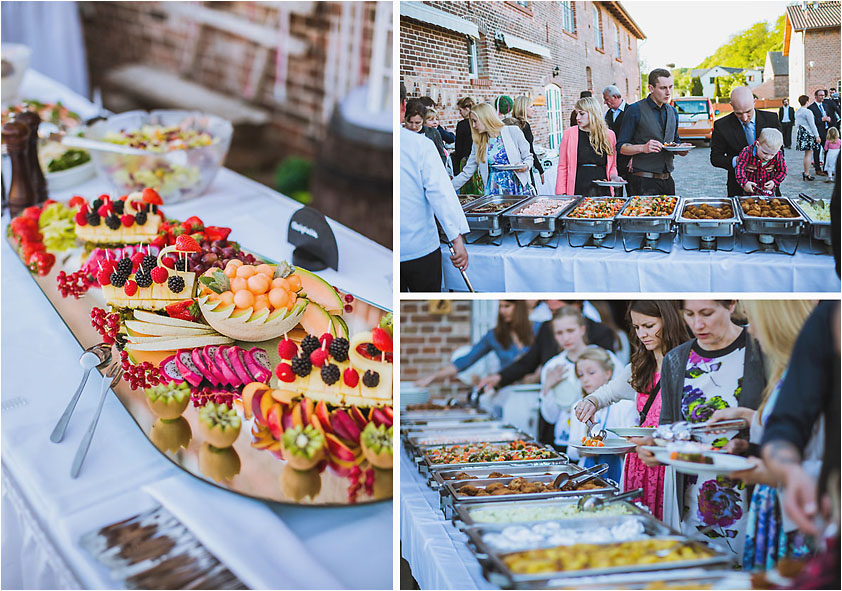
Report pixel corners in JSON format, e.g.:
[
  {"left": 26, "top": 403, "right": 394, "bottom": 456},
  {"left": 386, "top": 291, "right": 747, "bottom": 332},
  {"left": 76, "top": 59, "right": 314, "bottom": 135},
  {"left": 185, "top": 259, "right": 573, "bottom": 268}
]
[{"left": 6, "top": 189, "right": 393, "bottom": 506}]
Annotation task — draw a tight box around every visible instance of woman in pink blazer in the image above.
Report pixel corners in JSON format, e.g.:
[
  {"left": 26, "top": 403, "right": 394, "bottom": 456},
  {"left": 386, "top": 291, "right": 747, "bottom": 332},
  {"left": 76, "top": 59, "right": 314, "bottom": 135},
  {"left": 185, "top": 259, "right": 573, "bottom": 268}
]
[{"left": 556, "top": 96, "right": 621, "bottom": 196}]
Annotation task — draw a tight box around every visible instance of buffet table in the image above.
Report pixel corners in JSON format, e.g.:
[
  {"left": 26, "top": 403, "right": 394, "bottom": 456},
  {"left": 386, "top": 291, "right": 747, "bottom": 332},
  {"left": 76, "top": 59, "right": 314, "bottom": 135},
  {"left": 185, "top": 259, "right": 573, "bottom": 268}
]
[
  {"left": 441, "top": 230, "right": 839, "bottom": 293},
  {"left": 1, "top": 70, "right": 392, "bottom": 590}
]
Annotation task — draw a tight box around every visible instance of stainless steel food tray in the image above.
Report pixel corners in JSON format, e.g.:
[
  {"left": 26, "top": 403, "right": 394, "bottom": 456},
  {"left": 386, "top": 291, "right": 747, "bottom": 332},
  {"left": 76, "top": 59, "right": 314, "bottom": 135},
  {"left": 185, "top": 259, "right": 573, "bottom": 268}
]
[
  {"left": 454, "top": 497, "right": 650, "bottom": 527},
  {"left": 458, "top": 194, "right": 483, "bottom": 208},
  {"left": 406, "top": 427, "right": 530, "bottom": 448},
  {"left": 418, "top": 443, "right": 563, "bottom": 477},
  {"left": 401, "top": 418, "right": 499, "bottom": 433},
  {"left": 463, "top": 195, "right": 530, "bottom": 234},
  {"left": 561, "top": 197, "right": 629, "bottom": 234},
  {"left": 792, "top": 197, "right": 832, "bottom": 242},
  {"left": 502, "top": 195, "right": 580, "bottom": 233},
  {"left": 616, "top": 195, "right": 680, "bottom": 234},
  {"left": 431, "top": 461, "right": 579, "bottom": 490},
  {"left": 677, "top": 198, "right": 740, "bottom": 238},
  {"left": 736, "top": 197, "right": 805, "bottom": 235},
  {"left": 401, "top": 408, "right": 488, "bottom": 421}
]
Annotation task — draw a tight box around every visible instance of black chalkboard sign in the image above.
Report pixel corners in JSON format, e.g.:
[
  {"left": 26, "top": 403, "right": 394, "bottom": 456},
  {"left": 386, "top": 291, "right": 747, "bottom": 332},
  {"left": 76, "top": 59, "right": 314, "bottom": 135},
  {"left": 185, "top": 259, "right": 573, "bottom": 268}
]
[{"left": 287, "top": 206, "right": 339, "bottom": 271}]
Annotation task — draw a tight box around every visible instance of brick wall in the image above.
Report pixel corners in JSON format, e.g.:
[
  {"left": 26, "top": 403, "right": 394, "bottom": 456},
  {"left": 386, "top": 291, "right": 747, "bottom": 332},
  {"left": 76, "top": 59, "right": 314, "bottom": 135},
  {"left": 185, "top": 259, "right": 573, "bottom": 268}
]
[
  {"left": 400, "top": 301, "right": 474, "bottom": 401},
  {"left": 804, "top": 28, "right": 841, "bottom": 96},
  {"left": 400, "top": 1, "right": 643, "bottom": 149}
]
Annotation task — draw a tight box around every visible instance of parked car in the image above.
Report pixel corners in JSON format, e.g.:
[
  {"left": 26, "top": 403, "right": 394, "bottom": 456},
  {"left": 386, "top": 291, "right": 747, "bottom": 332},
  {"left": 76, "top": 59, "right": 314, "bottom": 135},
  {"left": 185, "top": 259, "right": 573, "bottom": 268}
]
[{"left": 672, "top": 96, "right": 717, "bottom": 142}]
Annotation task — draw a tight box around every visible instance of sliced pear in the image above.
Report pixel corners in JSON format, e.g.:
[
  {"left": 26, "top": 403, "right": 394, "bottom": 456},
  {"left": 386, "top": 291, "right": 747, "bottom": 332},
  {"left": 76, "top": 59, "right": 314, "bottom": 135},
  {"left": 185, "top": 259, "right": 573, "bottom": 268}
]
[
  {"left": 133, "top": 310, "right": 211, "bottom": 330},
  {"left": 124, "top": 320, "right": 216, "bottom": 337},
  {"left": 126, "top": 334, "right": 234, "bottom": 351}
]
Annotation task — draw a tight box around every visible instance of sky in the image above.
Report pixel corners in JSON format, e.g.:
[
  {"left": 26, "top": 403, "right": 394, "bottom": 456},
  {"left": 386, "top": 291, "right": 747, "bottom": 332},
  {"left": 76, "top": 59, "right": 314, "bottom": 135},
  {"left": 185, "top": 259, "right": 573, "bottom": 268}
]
[{"left": 623, "top": 0, "right": 791, "bottom": 70}]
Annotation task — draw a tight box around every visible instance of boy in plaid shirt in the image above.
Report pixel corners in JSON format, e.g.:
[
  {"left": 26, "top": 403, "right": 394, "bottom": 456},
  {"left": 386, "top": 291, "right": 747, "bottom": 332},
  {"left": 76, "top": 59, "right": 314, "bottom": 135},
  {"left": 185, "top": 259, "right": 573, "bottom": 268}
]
[{"left": 735, "top": 128, "right": 786, "bottom": 196}]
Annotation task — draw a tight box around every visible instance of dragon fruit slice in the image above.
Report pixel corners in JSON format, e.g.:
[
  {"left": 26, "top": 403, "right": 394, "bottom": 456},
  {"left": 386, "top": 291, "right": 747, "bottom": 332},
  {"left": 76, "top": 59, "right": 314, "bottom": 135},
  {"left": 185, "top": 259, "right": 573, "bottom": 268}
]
[
  {"left": 245, "top": 347, "right": 272, "bottom": 383},
  {"left": 224, "top": 346, "right": 253, "bottom": 385},
  {"left": 159, "top": 355, "right": 184, "bottom": 384},
  {"left": 214, "top": 346, "right": 241, "bottom": 387},
  {"left": 175, "top": 350, "right": 203, "bottom": 387},
  {"left": 202, "top": 345, "right": 228, "bottom": 386},
  {"left": 235, "top": 348, "right": 258, "bottom": 382},
  {"left": 191, "top": 347, "right": 218, "bottom": 386}
]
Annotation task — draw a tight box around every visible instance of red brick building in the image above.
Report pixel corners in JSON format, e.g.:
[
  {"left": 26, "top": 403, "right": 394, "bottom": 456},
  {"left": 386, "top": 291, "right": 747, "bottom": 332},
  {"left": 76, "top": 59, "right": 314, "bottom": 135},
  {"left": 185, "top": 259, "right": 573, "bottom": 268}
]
[
  {"left": 400, "top": 1, "right": 645, "bottom": 151},
  {"left": 784, "top": 0, "right": 841, "bottom": 99}
]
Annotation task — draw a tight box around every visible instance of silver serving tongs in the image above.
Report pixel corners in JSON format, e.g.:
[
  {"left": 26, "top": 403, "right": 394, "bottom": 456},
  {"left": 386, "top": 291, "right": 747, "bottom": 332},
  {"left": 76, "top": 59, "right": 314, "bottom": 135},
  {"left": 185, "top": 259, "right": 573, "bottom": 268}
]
[
  {"left": 466, "top": 385, "right": 485, "bottom": 408},
  {"left": 798, "top": 192, "right": 817, "bottom": 205},
  {"left": 692, "top": 418, "right": 748, "bottom": 432},
  {"left": 552, "top": 462, "right": 609, "bottom": 489}
]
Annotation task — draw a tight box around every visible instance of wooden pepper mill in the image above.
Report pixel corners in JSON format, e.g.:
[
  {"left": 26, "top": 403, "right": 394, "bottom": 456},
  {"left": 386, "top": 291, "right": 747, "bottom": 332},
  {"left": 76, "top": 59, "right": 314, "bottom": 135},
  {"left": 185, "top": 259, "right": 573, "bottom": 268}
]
[
  {"left": 18, "top": 110, "right": 48, "bottom": 203},
  {"left": 2, "top": 117, "right": 36, "bottom": 217}
]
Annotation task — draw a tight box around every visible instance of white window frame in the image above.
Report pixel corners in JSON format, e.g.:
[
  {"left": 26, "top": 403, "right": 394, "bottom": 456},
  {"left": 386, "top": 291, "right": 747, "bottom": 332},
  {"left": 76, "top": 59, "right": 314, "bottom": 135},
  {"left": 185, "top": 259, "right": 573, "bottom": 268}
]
[
  {"left": 467, "top": 37, "right": 478, "bottom": 78},
  {"left": 560, "top": 1, "right": 575, "bottom": 33},
  {"left": 593, "top": 7, "right": 603, "bottom": 50},
  {"left": 545, "top": 83, "right": 564, "bottom": 150},
  {"left": 614, "top": 22, "right": 621, "bottom": 59}
]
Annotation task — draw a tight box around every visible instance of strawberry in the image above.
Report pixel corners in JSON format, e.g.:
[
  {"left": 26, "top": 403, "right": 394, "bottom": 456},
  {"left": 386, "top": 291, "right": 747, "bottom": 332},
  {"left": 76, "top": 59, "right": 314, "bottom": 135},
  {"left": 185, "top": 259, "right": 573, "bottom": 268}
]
[
  {"left": 121, "top": 214, "right": 135, "bottom": 227},
  {"left": 30, "top": 251, "right": 55, "bottom": 276},
  {"left": 123, "top": 280, "right": 138, "bottom": 296},
  {"left": 309, "top": 348, "right": 328, "bottom": 367},
  {"left": 141, "top": 188, "right": 163, "bottom": 205},
  {"left": 278, "top": 338, "right": 298, "bottom": 359},
  {"left": 150, "top": 234, "right": 167, "bottom": 249},
  {"left": 119, "top": 194, "right": 129, "bottom": 201},
  {"left": 97, "top": 268, "right": 112, "bottom": 286},
  {"left": 165, "top": 299, "right": 200, "bottom": 322},
  {"left": 43, "top": 199, "right": 57, "bottom": 207},
  {"left": 343, "top": 368, "right": 359, "bottom": 388},
  {"left": 182, "top": 216, "right": 204, "bottom": 233},
  {"left": 22, "top": 241, "right": 46, "bottom": 263},
  {"left": 74, "top": 211, "right": 88, "bottom": 226},
  {"left": 371, "top": 327, "right": 393, "bottom": 353},
  {"left": 175, "top": 234, "right": 201, "bottom": 252},
  {"left": 99, "top": 194, "right": 111, "bottom": 203},
  {"left": 275, "top": 363, "right": 295, "bottom": 383},
  {"left": 22, "top": 206, "right": 41, "bottom": 223},
  {"left": 68, "top": 195, "right": 87, "bottom": 208},
  {"left": 150, "top": 266, "right": 169, "bottom": 284},
  {"left": 204, "top": 226, "right": 232, "bottom": 242}
]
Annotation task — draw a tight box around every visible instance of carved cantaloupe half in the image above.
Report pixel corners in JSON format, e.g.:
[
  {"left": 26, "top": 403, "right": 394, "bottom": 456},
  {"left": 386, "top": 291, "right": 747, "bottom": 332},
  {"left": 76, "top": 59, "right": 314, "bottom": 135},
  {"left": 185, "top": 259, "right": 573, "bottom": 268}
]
[{"left": 197, "top": 295, "right": 308, "bottom": 342}]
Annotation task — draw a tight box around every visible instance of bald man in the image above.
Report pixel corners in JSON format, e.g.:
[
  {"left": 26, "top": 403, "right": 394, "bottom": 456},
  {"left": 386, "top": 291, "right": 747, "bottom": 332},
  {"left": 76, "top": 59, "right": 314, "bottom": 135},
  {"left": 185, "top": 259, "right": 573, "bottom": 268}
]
[{"left": 710, "top": 86, "right": 783, "bottom": 196}]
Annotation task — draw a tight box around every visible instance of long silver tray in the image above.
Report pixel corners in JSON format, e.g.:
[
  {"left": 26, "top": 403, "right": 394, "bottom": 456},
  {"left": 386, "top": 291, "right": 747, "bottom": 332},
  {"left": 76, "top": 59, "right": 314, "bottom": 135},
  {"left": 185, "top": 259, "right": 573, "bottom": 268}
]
[
  {"left": 561, "top": 196, "right": 629, "bottom": 234},
  {"left": 463, "top": 195, "right": 530, "bottom": 234},
  {"left": 502, "top": 195, "right": 580, "bottom": 233},
  {"left": 616, "top": 195, "right": 680, "bottom": 234},
  {"left": 443, "top": 473, "right": 617, "bottom": 508},
  {"left": 792, "top": 197, "right": 832, "bottom": 242},
  {"left": 736, "top": 196, "right": 805, "bottom": 235},
  {"left": 677, "top": 198, "right": 740, "bottom": 237},
  {"left": 418, "top": 443, "right": 563, "bottom": 477},
  {"left": 431, "top": 461, "right": 579, "bottom": 490},
  {"left": 454, "top": 497, "right": 650, "bottom": 527}
]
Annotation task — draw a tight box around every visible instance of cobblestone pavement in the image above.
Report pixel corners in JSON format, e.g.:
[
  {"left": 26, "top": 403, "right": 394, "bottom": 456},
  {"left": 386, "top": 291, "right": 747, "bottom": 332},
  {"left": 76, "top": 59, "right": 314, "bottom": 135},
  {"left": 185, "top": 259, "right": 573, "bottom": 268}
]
[{"left": 673, "top": 140, "right": 836, "bottom": 200}]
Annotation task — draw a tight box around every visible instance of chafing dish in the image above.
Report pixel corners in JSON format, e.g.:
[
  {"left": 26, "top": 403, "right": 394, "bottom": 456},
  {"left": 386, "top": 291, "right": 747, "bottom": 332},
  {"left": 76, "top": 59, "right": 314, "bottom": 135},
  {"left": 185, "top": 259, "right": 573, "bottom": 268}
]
[
  {"left": 791, "top": 197, "right": 831, "bottom": 242},
  {"left": 502, "top": 195, "right": 580, "bottom": 234},
  {"left": 458, "top": 194, "right": 483, "bottom": 208},
  {"left": 462, "top": 195, "right": 530, "bottom": 236},
  {"left": 616, "top": 195, "right": 680, "bottom": 234},
  {"left": 406, "top": 426, "right": 530, "bottom": 448},
  {"left": 677, "top": 198, "right": 740, "bottom": 238},
  {"left": 562, "top": 196, "right": 629, "bottom": 235},
  {"left": 401, "top": 408, "right": 488, "bottom": 422},
  {"left": 417, "top": 441, "right": 562, "bottom": 477},
  {"left": 737, "top": 196, "right": 805, "bottom": 236},
  {"left": 455, "top": 496, "right": 649, "bottom": 527},
  {"left": 431, "top": 461, "right": 578, "bottom": 490}
]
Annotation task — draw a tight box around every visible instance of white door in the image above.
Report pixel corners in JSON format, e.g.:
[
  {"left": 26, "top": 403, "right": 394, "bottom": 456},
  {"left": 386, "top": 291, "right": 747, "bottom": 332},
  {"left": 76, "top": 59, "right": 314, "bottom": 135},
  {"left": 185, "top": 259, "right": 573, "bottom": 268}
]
[{"left": 545, "top": 84, "right": 564, "bottom": 151}]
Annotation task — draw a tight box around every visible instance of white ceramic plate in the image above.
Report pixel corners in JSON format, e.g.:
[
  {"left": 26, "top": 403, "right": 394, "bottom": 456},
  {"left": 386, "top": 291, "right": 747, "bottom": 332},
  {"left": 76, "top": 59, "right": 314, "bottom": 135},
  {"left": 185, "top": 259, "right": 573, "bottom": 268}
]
[
  {"left": 489, "top": 163, "right": 524, "bottom": 171},
  {"left": 592, "top": 179, "right": 628, "bottom": 187},
  {"left": 662, "top": 144, "right": 695, "bottom": 152},
  {"left": 661, "top": 451, "right": 755, "bottom": 476},
  {"left": 568, "top": 437, "right": 636, "bottom": 455},
  {"left": 609, "top": 427, "right": 655, "bottom": 438}
]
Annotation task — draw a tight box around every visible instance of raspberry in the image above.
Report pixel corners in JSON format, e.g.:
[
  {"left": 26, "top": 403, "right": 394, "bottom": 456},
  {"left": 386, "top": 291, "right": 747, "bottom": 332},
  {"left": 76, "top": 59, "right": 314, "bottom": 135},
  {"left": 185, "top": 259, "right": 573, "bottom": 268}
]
[
  {"left": 97, "top": 204, "right": 111, "bottom": 217},
  {"left": 86, "top": 211, "right": 101, "bottom": 226},
  {"left": 150, "top": 266, "right": 168, "bottom": 283},
  {"left": 309, "top": 348, "right": 328, "bottom": 367},
  {"left": 362, "top": 370, "right": 380, "bottom": 388},
  {"left": 329, "top": 337, "right": 349, "bottom": 362},
  {"left": 110, "top": 271, "right": 128, "bottom": 288},
  {"left": 74, "top": 211, "right": 88, "bottom": 226},
  {"left": 97, "top": 269, "right": 112, "bottom": 286},
  {"left": 161, "top": 256, "right": 175, "bottom": 269},
  {"left": 141, "top": 254, "right": 157, "bottom": 273},
  {"left": 134, "top": 271, "right": 153, "bottom": 288},
  {"left": 123, "top": 280, "right": 138, "bottom": 296},
  {"left": 275, "top": 363, "right": 295, "bottom": 383},
  {"left": 343, "top": 367, "right": 359, "bottom": 388},
  {"left": 117, "top": 257, "right": 133, "bottom": 275},
  {"left": 319, "top": 333, "right": 334, "bottom": 349},
  {"left": 277, "top": 338, "right": 298, "bottom": 359},
  {"left": 321, "top": 363, "right": 340, "bottom": 385},
  {"left": 120, "top": 214, "right": 134, "bottom": 227},
  {"left": 135, "top": 210, "right": 148, "bottom": 225},
  {"left": 105, "top": 214, "right": 121, "bottom": 230},
  {"left": 301, "top": 335, "right": 320, "bottom": 355},
  {"left": 290, "top": 355, "right": 312, "bottom": 377},
  {"left": 167, "top": 276, "right": 185, "bottom": 293},
  {"left": 131, "top": 252, "right": 146, "bottom": 268}
]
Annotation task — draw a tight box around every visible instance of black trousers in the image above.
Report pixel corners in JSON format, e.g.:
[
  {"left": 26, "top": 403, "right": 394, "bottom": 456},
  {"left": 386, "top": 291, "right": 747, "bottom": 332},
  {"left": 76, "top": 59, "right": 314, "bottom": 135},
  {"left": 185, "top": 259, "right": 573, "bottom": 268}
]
[
  {"left": 630, "top": 174, "right": 675, "bottom": 195},
  {"left": 782, "top": 122, "right": 794, "bottom": 148},
  {"left": 400, "top": 248, "right": 442, "bottom": 292},
  {"left": 815, "top": 127, "right": 828, "bottom": 171}
]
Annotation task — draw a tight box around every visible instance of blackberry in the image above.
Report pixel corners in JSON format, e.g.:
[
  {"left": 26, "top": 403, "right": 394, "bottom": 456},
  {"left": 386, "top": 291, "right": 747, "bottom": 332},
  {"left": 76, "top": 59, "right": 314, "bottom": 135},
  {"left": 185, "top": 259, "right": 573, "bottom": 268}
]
[
  {"left": 321, "top": 363, "right": 340, "bottom": 385},
  {"left": 141, "top": 254, "right": 157, "bottom": 272},
  {"left": 365, "top": 343, "right": 380, "bottom": 357},
  {"left": 135, "top": 271, "right": 153, "bottom": 288},
  {"left": 117, "top": 257, "right": 133, "bottom": 275},
  {"left": 105, "top": 214, "right": 121, "bottom": 230},
  {"left": 328, "top": 337, "right": 350, "bottom": 362},
  {"left": 174, "top": 258, "right": 188, "bottom": 271},
  {"left": 362, "top": 370, "right": 380, "bottom": 388},
  {"left": 167, "top": 275, "right": 185, "bottom": 293},
  {"left": 110, "top": 271, "right": 128, "bottom": 288},
  {"left": 86, "top": 211, "right": 101, "bottom": 226},
  {"left": 301, "top": 335, "right": 320, "bottom": 355},
  {"left": 112, "top": 200, "right": 125, "bottom": 215},
  {"left": 151, "top": 204, "right": 159, "bottom": 214},
  {"left": 291, "top": 355, "right": 312, "bottom": 377},
  {"left": 135, "top": 210, "right": 148, "bottom": 226},
  {"left": 92, "top": 198, "right": 104, "bottom": 210}
]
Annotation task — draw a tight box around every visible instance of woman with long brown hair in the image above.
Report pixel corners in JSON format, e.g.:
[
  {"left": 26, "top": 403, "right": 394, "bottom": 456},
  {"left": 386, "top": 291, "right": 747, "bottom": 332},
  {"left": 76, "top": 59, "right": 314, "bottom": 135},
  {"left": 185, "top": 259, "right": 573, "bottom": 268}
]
[
  {"left": 415, "top": 300, "right": 538, "bottom": 388},
  {"left": 574, "top": 300, "right": 690, "bottom": 519}
]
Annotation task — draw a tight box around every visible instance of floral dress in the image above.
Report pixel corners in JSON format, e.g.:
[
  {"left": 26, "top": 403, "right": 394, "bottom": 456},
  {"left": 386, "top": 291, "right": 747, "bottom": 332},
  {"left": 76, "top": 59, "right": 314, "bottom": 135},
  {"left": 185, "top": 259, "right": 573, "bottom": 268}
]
[
  {"left": 623, "top": 373, "right": 667, "bottom": 520},
  {"left": 680, "top": 334, "right": 749, "bottom": 563},
  {"left": 485, "top": 136, "right": 528, "bottom": 196}
]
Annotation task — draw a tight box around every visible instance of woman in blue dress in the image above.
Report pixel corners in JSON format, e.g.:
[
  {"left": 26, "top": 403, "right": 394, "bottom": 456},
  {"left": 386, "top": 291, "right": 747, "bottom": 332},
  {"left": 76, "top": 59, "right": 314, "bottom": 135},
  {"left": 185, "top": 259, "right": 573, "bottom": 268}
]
[
  {"left": 451, "top": 103, "right": 534, "bottom": 196},
  {"left": 415, "top": 300, "right": 539, "bottom": 388}
]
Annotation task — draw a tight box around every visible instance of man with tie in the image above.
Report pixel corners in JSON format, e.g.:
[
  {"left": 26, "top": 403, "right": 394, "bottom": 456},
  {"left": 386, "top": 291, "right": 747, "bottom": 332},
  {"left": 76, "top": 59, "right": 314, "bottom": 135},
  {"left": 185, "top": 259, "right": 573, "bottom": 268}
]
[
  {"left": 778, "top": 97, "right": 795, "bottom": 149},
  {"left": 809, "top": 89, "right": 836, "bottom": 176},
  {"left": 603, "top": 85, "right": 629, "bottom": 195},
  {"left": 710, "top": 86, "right": 782, "bottom": 196}
]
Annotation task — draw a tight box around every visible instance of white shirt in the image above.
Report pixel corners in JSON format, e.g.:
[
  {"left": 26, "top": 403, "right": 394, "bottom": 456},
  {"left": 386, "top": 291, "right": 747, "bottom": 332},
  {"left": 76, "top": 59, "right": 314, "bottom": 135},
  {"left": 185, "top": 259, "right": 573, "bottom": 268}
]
[
  {"left": 400, "top": 127, "right": 469, "bottom": 262},
  {"left": 610, "top": 100, "right": 627, "bottom": 123},
  {"left": 781, "top": 106, "right": 791, "bottom": 123}
]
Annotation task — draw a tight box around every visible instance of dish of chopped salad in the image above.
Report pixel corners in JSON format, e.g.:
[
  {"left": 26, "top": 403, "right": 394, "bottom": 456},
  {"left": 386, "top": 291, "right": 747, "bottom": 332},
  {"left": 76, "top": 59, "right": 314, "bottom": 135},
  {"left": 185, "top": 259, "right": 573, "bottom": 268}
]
[
  {"left": 103, "top": 125, "right": 216, "bottom": 153},
  {"left": 621, "top": 196, "right": 677, "bottom": 217},
  {"left": 567, "top": 198, "right": 626, "bottom": 219},
  {"left": 426, "top": 440, "right": 557, "bottom": 465},
  {"left": 2, "top": 99, "right": 81, "bottom": 127}
]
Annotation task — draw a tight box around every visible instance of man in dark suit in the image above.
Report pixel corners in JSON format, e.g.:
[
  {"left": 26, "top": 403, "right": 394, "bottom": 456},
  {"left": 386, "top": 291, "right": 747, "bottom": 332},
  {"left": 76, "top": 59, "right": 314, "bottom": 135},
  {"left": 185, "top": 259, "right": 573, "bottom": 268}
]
[
  {"left": 603, "top": 85, "right": 629, "bottom": 196},
  {"left": 810, "top": 89, "right": 837, "bottom": 175},
  {"left": 710, "top": 86, "right": 782, "bottom": 196},
  {"left": 778, "top": 98, "right": 795, "bottom": 149}
]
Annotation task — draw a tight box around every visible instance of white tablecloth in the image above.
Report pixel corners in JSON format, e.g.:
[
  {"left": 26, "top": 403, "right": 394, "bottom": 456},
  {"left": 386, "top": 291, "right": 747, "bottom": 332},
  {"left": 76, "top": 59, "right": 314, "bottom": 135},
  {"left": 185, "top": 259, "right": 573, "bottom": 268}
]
[
  {"left": 2, "top": 71, "right": 392, "bottom": 590},
  {"left": 442, "top": 232, "right": 839, "bottom": 292}
]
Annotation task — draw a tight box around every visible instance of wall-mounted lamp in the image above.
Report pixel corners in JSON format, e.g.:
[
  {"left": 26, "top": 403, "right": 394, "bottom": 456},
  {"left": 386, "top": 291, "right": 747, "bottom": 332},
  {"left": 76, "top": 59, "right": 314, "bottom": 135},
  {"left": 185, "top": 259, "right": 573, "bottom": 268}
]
[
  {"left": 493, "top": 31, "right": 507, "bottom": 50},
  {"left": 552, "top": 66, "right": 560, "bottom": 78}
]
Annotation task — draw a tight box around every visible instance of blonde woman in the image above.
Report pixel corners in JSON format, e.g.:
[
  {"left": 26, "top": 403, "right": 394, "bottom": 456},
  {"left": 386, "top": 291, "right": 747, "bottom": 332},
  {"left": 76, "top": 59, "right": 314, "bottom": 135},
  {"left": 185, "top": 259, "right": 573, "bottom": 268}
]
[
  {"left": 555, "top": 96, "right": 621, "bottom": 196},
  {"left": 506, "top": 96, "right": 545, "bottom": 186},
  {"left": 451, "top": 102, "right": 533, "bottom": 195}
]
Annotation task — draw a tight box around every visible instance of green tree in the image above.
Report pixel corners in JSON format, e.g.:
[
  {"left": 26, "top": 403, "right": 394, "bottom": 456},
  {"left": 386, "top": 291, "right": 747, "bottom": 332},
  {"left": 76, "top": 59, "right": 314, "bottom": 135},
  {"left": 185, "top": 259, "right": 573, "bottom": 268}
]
[
  {"left": 691, "top": 76, "right": 704, "bottom": 96},
  {"left": 697, "top": 15, "right": 786, "bottom": 69},
  {"left": 714, "top": 77, "right": 722, "bottom": 101},
  {"left": 718, "top": 72, "right": 748, "bottom": 99}
]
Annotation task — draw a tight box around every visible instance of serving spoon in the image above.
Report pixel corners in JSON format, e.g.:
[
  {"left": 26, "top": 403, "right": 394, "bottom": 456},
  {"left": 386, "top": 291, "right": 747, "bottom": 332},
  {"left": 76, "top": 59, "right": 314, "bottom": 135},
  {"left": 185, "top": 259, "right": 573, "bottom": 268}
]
[
  {"left": 577, "top": 487, "right": 644, "bottom": 512},
  {"left": 50, "top": 343, "right": 112, "bottom": 443}
]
